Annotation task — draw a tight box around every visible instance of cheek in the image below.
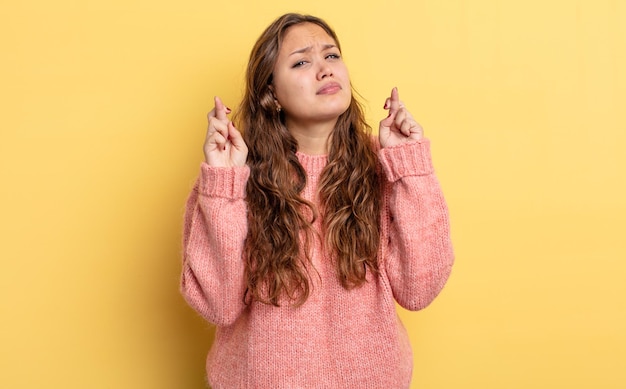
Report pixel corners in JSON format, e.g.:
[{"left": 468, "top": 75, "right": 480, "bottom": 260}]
[
  {"left": 276, "top": 76, "right": 308, "bottom": 103},
  {"left": 332, "top": 60, "right": 348, "bottom": 76},
  {"left": 273, "top": 73, "right": 292, "bottom": 97}
]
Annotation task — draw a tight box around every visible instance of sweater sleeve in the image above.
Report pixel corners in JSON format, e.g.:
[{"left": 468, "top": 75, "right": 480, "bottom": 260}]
[
  {"left": 378, "top": 139, "right": 454, "bottom": 311},
  {"left": 180, "top": 163, "right": 250, "bottom": 326}
]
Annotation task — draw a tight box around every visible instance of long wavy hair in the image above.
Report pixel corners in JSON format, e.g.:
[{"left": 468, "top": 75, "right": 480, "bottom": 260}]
[{"left": 234, "top": 13, "right": 381, "bottom": 306}]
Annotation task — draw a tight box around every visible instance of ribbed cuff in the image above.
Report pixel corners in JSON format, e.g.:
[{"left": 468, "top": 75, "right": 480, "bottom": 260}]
[
  {"left": 198, "top": 163, "right": 250, "bottom": 199},
  {"left": 378, "top": 139, "right": 434, "bottom": 182}
]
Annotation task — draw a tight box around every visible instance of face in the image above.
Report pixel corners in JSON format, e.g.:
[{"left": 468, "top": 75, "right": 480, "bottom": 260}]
[{"left": 271, "top": 23, "right": 352, "bottom": 129}]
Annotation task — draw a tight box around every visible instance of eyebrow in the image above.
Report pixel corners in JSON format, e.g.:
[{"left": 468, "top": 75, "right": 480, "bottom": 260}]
[{"left": 289, "top": 44, "right": 337, "bottom": 56}]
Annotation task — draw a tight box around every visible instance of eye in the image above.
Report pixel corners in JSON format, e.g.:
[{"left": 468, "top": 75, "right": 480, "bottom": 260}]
[
  {"left": 292, "top": 60, "right": 308, "bottom": 68},
  {"left": 326, "top": 53, "right": 341, "bottom": 60}
]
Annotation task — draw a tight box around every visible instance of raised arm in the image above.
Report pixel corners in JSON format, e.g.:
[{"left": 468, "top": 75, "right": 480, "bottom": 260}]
[
  {"left": 180, "top": 97, "right": 250, "bottom": 326},
  {"left": 378, "top": 88, "right": 454, "bottom": 311}
]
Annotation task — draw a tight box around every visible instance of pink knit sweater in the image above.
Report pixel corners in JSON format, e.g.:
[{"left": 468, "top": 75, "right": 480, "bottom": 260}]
[{"left": 181, "top": 139, "right": 454, "bottom": 389}]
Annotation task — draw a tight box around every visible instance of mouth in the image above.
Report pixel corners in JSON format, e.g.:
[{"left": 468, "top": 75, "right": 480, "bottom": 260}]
[{"left": 317, "top": 82, "right": 342, "bottom": 95}]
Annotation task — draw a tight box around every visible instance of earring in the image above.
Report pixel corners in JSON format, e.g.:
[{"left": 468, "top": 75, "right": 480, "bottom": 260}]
[{"left": 276, "top": 106, "right": 282, "bottom": 113}]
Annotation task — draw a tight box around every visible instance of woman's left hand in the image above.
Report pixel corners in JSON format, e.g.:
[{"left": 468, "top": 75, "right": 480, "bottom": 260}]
[{"left": 379, "top": 87, "right": 424, "bottom": 148}]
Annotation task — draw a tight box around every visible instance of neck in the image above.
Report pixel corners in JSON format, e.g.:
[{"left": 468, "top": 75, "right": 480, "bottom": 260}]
[{"left": 286, "top": 119, "right": 336, "bottom": 155}]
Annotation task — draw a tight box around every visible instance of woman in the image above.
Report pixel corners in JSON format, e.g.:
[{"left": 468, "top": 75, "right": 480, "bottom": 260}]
[{"left": 181, "top": 13, "right": 454, "bottom": 389}]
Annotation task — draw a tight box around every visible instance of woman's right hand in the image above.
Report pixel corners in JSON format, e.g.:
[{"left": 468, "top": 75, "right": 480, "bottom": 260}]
[{"left": 203, "top": 96, "right": 248, "bottom": 167}]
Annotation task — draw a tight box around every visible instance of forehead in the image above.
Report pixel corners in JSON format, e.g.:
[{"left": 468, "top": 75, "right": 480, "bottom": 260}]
[{"left": 280, "top": 22, "right": 336, "bottom": 51}]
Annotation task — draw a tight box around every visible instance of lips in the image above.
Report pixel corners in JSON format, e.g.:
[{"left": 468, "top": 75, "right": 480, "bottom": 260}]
[{"left": 317, "top": 82, "right": 342, "bottom": 95}]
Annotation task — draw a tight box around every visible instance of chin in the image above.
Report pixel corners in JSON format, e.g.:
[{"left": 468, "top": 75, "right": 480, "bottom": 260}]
[
  {"left": 329, "top": 96, "right": 352, "bottom": 116},
  {"left": 323, "top": 103, "right": 350, "bottom": 119}
]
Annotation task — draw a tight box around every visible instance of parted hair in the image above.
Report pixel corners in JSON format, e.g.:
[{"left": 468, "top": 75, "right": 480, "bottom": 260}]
[{"left": 234, "top": 13, "right": 382, "bottom": 306}]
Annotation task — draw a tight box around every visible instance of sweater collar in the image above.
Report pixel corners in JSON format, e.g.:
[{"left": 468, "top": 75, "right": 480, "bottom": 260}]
[{"left": 296, "top": 151, "right": 328, "bottom": 176}]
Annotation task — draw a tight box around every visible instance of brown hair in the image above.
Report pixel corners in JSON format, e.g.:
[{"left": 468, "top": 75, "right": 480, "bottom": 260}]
[{"left": 234, "top": 13, "right": 381, "bottom": 306}]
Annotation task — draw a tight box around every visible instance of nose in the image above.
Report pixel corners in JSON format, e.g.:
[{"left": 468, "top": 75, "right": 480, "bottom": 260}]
[{"left": 316, "top": 62, "right": 333, "bottom": 80}]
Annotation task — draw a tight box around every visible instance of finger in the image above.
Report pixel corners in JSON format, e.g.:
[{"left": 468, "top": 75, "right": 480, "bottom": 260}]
[
  {"left": 208, "top": 116, "right": 227, "bottom": 132},
  {"left": 383, "top": 87, "right": 400, "bottom": 112},
  {"left": 411, "top": 125, "right": 424, "bottom": 139},
  {"left": 227, "top": 122, "right": 246, "bottom": 149},
  {"left": 381, "top": 90, "right": 397, "bottom": 127},
  {"left": 394, "top": 109, "right": 407, "bottom": 128},
  {"left": 214, "top": 120, "right": 229, "bottom": 140},
  {"left": 388, "top": 87, "right": 400, "bottom": 115},
  {"left": 400, "top": 120, "right": 413, "bottom": 136},
  {"left": 207, "top": 107, "right": 217, "bottom": 120},
  {"left": 210, "top": 130, "right": 228, "bottom": 150},
  {"left": 208, "top": 118, "right": 228, "bottom": 138},
  {"left": 214, "top": 96, "right": 231, "bottom": 121}
]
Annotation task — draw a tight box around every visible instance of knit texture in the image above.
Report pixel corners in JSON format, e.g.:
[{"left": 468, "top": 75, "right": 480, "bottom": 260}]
[{"left": 181, "top": 139, "right": 454, "bottom": 389}]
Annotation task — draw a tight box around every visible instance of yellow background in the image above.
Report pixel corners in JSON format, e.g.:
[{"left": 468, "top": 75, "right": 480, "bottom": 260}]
[{"left": 1, "top": 0, "right": 625, "bottom": 388}]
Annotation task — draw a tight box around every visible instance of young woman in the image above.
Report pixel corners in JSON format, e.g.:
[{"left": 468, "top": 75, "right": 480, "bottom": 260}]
[{"left": 181, "top": 13, "right": 454, "bottom": 389}]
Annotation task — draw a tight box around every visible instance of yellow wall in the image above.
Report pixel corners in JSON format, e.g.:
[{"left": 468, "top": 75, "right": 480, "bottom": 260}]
[{"left": 1, "top": 0, "right": 624, "bottom": 388}]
